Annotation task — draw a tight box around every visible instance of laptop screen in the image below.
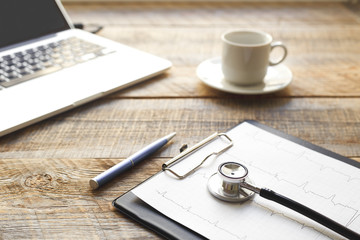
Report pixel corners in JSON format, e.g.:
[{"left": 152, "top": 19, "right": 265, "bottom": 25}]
[{"left": 0, "top": 0, "right": 70, "bottom": 49}]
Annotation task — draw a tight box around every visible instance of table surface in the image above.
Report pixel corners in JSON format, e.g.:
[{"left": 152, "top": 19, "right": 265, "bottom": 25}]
[{"left": 1, "top": 2, "right": 360, "bottom": 239}]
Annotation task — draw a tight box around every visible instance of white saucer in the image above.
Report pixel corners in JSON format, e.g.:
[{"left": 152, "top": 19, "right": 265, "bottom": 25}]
[{"left": 196, "top": 57, "right": 292, "bottom": 95}]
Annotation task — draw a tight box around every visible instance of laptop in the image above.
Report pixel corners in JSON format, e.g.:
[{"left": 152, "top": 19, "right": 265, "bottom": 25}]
[{"left": 0, "top": 0, "right": 172, "bottom": 137}]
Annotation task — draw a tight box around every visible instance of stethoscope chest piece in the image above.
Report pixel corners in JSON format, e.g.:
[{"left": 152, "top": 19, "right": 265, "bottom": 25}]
[{"left": 208, "top": 162, "right": 255, "bottom": 202}]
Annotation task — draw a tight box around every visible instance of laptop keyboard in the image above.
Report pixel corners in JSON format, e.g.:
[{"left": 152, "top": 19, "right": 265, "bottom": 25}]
[{"left": 0, "top": 37, "right": 114, "bottom": 88}]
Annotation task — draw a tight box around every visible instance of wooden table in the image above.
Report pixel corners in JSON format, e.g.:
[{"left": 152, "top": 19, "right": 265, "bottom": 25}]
[{"left": 1, "top": 2, "right": 360, "bottom": 239}]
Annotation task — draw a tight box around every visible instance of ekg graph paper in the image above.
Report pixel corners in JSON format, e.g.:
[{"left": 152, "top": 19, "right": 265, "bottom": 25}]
[{"left": 133, "top": 122, "right": 360, "bottom": 240}]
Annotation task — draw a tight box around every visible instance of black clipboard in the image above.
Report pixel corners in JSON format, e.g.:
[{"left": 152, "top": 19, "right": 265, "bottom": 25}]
[
  {"left": 112, "top": 120, "right": 360, "bottom": 239},
  {"left": 113, "top": 190, "right": 206, "bottom": 240}
]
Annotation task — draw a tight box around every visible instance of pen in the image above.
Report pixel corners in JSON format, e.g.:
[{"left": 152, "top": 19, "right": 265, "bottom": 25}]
[{"left": 89, "top": 132, "right": 176, "bottom": 189}]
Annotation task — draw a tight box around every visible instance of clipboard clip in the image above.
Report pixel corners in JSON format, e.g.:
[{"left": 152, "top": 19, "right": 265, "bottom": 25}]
[{"left": 162, "top": 132, "right": 233, "bottom": 179}]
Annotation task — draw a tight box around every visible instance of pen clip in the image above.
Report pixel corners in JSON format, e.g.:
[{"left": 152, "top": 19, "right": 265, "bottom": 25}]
[{"left": 162, "top": 132, "right": 233, "bottom": 179}]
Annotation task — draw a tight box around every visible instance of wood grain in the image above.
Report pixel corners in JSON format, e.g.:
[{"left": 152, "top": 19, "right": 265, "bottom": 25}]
[
  {"left": 0, "top": 157, "right": 163, "bottom": 240},
  {"left": 1, "top": 98, "right": 360, "bottom": 158},
  {"left": 64, "top": 2, "right": 360, "bottom": 27},
  {"left": 1, "top": 2, "right": 360, "bottom": 239}
]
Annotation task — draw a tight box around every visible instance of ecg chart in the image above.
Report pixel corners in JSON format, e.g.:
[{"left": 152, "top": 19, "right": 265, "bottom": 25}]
[{"left": 132, "top": 122, "right": 360, "bottom": 240}]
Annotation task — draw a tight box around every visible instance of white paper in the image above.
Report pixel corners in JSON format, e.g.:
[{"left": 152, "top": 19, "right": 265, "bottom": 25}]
[{"left": 132, "top": 122, "right": 360, "bottom": 240}]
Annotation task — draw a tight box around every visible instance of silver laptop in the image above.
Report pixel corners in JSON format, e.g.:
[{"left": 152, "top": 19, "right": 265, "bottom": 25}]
[{"left": 0, "top": 0, "right": 171, "bottom": 137}]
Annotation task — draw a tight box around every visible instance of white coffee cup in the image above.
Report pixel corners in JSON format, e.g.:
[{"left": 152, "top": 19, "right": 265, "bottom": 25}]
[{"left": 221, "top": 29, "right": 287, "bottom": 85}]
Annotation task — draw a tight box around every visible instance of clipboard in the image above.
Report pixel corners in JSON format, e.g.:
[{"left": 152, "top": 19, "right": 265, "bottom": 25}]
[{"left": 112, "top": 120, "right": 360, "bottom": 239}]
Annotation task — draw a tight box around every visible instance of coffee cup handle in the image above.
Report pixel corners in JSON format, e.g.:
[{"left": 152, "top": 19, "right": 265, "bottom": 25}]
[{"left": 269, "top": 42, "right": 288, "bottom": 66}]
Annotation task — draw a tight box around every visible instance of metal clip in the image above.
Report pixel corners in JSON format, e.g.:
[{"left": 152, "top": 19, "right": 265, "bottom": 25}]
[{"left": 162, "top": 132, "right": 233, "bottom": 179}]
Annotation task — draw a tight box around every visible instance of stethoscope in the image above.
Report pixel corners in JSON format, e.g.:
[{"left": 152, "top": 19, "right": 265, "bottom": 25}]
[{"left": 208, "top": 162, "right": 360, "bottom": 239}]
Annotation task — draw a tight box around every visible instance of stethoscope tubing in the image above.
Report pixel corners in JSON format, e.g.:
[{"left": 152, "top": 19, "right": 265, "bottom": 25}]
[
  {"left": 214, "top": 162, "right": 360, "bottom": 239},
  {"left": 259, "top": 188, "right": 360, "bottom": 239}
]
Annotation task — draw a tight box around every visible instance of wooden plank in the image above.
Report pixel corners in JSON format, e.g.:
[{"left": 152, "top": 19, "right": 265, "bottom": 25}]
[
  {"left": 60, "top": 2, "right": 360, "bottom": 97},
  {"left": 0, "top": 157, "right": 163, "bottom": 240},
  {"left": 64, "top": 2, "right": 360, "bottom": 27},
  {"left": 1, "top": 98, "right": 360, "bottom": 158}
]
